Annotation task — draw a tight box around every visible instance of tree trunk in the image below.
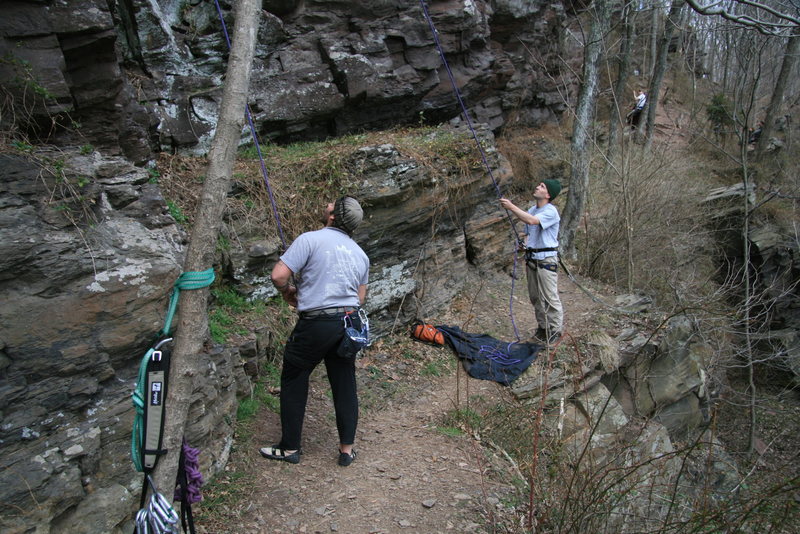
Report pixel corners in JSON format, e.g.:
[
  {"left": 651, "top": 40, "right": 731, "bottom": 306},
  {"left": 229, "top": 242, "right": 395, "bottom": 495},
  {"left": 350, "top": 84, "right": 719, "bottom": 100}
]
[
  {"left": 560, "top": 0, "right": 612, "bottom": 258},
  {"left": 721, "top": 28, "right": 731, "bottom": 92},
  {"left": 151, "top": 0, "right": 261, "bottom": 498},
  {"left": 643, "top": 0, "right": 684, "bottom": 149},
  {"left": 755, "top": 32, "right": 799, "bottom": 160},
  {"left": 649, "top": 0, "right": 661, "bottom": 77},
  {"left": 741, "top": 147, "right": 756, "bottom": 456},
  {"left": 605, "top": 3, "right": 635, "bottom": 175}
]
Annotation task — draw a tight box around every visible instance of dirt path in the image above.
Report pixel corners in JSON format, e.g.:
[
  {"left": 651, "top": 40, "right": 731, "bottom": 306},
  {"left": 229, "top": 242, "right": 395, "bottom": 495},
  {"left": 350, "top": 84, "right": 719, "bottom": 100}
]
[
  {"left": 241, "top": 375, "right": 509, "bottom": 533},
  {"left": 197, "top": 266, "right": 610, "bottom": 534}
]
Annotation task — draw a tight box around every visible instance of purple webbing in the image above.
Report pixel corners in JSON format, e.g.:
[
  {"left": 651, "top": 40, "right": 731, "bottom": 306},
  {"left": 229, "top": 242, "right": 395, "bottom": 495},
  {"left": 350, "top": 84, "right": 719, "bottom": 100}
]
[
  {"left": 213, "top": 0, "right": 288, "bottom": 251},
  {"left": 419, "top": 0, "right": 522, "bottom": 340},
  {"left": 175, "top": 440, "right": 204, "bottom": 504}
]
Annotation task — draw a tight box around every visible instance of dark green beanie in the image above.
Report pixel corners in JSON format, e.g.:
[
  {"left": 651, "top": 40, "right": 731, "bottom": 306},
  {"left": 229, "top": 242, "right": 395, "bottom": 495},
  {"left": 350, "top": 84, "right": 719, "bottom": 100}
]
[{"left": 543, "top": 179, "right": 561, "bottom": 200}]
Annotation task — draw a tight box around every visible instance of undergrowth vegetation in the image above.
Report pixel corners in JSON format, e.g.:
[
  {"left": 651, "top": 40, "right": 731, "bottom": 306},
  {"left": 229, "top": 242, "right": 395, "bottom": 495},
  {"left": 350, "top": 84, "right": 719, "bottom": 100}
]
[{"left": 156, "top": 125, "right": 480, "bottom": 240}]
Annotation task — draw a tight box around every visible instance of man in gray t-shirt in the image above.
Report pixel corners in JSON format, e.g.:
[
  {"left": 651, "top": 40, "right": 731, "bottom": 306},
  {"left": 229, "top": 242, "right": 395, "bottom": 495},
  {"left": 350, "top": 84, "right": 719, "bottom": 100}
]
[
  {"left": 500, "top": 179, "right": 564, "bottom": 345},
  {"left": 260, "top": 197, "right": 369, "bottom": 467}
]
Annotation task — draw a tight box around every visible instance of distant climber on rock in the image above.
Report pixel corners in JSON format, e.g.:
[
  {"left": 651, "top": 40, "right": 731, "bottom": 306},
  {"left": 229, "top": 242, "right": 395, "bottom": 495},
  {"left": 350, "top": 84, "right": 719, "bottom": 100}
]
[
  {"left": 626, "top": 89, "right": 647, "bottom": 129},
  {"left": 499, "top": 178, "right": 564, "bottom": 346},
  {"left": 748, "top": 122, "right": 763, "bottom": 145}
]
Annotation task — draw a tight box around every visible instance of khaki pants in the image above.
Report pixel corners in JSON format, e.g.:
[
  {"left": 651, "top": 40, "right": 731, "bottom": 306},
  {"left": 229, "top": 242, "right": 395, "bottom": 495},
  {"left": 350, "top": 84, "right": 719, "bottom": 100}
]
[{"left": 526, "top": 256, "right": 563, "bottom": 334}]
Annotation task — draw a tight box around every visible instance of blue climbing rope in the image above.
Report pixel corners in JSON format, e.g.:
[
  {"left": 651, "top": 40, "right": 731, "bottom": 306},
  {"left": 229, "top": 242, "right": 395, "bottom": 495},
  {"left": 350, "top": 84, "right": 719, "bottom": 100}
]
[
  {"left": 419, "top": 0, "right": 525, "bottom": 344},
  {"left": 212, "top": 0, "right": 288, "bottom": 251}
]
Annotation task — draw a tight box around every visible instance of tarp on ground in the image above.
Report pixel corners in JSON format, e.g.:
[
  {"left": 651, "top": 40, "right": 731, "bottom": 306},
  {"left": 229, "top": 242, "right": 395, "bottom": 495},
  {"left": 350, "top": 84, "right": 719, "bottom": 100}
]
[{"left": 436, "top": 325, "right": 541, "bottom": 386}]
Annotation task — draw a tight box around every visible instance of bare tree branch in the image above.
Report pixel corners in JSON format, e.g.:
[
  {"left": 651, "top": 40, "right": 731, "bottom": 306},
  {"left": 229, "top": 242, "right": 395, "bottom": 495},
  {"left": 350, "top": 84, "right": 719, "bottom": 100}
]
[{"left": 684, "top": 0, "right": 800, "bottom": 35}]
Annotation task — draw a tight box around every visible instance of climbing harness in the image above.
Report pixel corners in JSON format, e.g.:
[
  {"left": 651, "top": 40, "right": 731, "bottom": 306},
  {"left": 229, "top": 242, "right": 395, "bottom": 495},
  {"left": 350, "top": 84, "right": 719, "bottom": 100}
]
[
  {"left": 527, "top": 260, "right": 558, "bottom": 273},
  {"left": 131, "top": 269, "right": 214, "bottom": 533}
]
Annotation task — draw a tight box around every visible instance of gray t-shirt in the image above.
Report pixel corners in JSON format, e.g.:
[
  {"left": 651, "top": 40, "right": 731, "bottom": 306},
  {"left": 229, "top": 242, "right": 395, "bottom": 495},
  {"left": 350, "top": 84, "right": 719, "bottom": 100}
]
[
  {"left": 280, "top": 227, "right": 370, "bottom": 312},
  {"left": 525, "top": 203, "right": 560, "bottom": 260}
]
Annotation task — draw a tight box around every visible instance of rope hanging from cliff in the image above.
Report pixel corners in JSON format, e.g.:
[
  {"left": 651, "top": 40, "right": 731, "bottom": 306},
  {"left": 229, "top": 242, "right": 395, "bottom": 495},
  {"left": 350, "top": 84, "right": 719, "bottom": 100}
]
[
  {"left": 419, "top": 0, "right": 524, "bottom": 342},
  {"left": 213, "top": 0, "right": 288, "bottom": 250}
]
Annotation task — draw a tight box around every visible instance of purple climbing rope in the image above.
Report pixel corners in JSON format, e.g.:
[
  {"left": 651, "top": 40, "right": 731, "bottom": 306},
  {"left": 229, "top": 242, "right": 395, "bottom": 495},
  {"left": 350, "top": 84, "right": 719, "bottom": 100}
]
[
  {"left": 213, "top": 0, "right": 288, "bottom": 251},
  {"left": 175, "top": 440, "right": 204, "bottom": 504},
  {"left": 419, "top": 0, "right": 524, "bottom": 342},
  {"left": 479, "top": 344, "right": 522, "bottom": 365}
]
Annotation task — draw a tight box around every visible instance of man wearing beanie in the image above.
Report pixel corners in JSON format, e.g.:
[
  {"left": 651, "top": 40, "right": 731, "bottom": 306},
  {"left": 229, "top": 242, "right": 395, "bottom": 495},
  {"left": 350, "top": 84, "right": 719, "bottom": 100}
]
[
  {"left": 262, "top": 196, "right": 369, "bottom": 467},
  {"left": 500, "top": 179, "right": 564, "bottom": 345}
]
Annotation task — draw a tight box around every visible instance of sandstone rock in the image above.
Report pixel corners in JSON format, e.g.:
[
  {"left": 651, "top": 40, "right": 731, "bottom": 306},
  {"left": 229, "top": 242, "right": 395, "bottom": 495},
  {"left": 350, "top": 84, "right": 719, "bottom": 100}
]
[
  {"left": 2, "top": 0, "right": 568, "bottom": 158},
  {"left": 613, "top": 293, "right": 653, "bottom": 314},
  {"left": 702, "top": 182, "right": 755, "bottom": 220},
  {"left": 220, "top": 125, "right": 514, "bottom": 337},
  {"left": 50, "top": 482, "right": 134, "bottom": 534},
  {"left": 614, "top": 316, "right": 710, "bottom": 437},
  {"left": 0, "top": 151, "right": 187, "bottom": 533},
  {"left": 585, "top": 330, "right": 619, "bottom": 372}
]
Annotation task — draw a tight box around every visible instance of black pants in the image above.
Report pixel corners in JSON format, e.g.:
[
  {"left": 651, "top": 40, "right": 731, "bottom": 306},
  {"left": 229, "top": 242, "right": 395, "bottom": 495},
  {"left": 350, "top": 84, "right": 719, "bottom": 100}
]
[
  {"left": 627, "top": 108, "right": 642, "bottom": 127},
  {"left": 278, "top": 314, "right": 360, "bottom": 450}
]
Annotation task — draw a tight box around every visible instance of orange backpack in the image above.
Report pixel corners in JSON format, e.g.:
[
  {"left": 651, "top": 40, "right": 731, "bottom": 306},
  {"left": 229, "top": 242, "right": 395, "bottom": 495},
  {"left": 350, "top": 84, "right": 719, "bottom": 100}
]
[{"left": 411, "top": 322, "right": 445, "bottom": 345}]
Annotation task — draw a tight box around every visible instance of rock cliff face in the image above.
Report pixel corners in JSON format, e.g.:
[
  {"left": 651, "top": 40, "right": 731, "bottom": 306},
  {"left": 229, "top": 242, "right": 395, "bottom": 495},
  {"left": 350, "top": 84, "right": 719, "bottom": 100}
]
[
  {"left": 0, "top": 122, "right": 518, "bottom": 533},
  {"left": 0, "top": 1, "right": 577, "bottom": 530},
  {"left": 1, "top": 0, "right": 568, "bottom": 164}
]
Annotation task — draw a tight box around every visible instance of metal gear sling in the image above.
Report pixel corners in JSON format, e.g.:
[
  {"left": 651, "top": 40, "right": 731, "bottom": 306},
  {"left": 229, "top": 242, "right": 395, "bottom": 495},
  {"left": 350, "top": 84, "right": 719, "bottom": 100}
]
[
  {"left": 131, "top": 269, "right": 215, "bottom": 534},
  {"left": 132, "top": 336, "right": 173, "bottom": 473}
]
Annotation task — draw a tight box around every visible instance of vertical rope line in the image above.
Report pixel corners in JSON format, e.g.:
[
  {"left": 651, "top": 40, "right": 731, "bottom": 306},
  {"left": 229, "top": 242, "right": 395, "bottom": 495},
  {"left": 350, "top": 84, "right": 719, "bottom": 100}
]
[
  {"left": 418, "top": 0, "right": 501, "bottom": 195},
  {"left": 419, "top": 0, "right": 523, "bottom": 341},
  {"left": 509, "top": 253, "right": 522, "bottom": 342},
  {"left": 213, "top": 0, "right": 288, "bottom": 250}
]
